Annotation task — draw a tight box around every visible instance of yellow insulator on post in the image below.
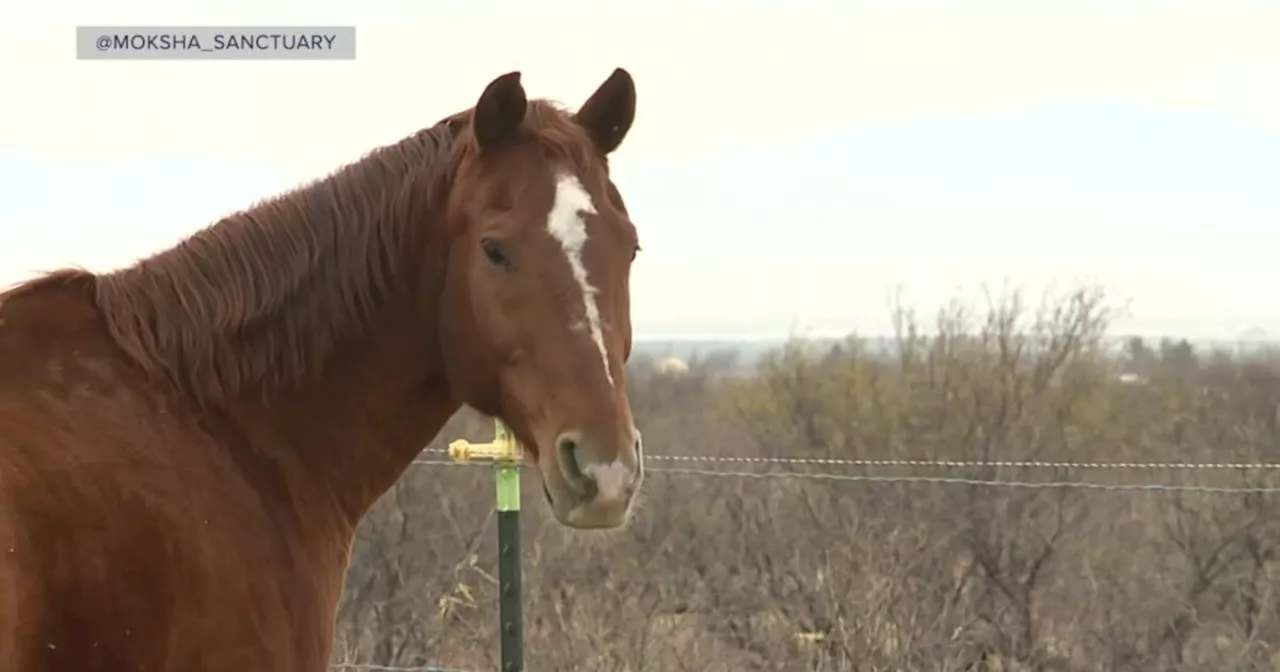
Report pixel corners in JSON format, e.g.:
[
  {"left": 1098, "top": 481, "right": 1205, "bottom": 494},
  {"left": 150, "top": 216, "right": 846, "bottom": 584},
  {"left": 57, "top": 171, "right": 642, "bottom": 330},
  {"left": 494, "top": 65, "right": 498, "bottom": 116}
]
[{"left": 447, "top": 418, "right": 521, "bottom": 462}]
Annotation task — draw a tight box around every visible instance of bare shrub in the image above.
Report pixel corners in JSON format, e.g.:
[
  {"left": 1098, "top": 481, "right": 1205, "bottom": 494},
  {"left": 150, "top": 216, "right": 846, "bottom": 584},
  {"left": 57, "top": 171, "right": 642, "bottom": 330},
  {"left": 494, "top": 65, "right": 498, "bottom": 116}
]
[{"left": 333, "top": 285, "right": 1280, "bottom": 672}]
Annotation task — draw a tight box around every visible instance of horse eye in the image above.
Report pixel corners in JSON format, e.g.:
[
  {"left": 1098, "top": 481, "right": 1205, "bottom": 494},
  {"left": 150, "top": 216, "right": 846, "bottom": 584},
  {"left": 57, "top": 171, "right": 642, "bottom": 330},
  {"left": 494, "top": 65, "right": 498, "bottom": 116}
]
[
  {"left": 481, "top": 239, "right": 507, "bottom": 267},
  {"left": 631, "top": 245, "right": 641, "bottom": 261}
]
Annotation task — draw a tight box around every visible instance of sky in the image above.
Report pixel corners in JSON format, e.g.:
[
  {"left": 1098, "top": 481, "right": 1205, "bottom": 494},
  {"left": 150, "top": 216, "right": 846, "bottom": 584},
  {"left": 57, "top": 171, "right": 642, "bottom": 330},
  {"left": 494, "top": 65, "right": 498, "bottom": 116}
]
[{"left": 2, "top": 0, "right": 1278, "bottom": 340}]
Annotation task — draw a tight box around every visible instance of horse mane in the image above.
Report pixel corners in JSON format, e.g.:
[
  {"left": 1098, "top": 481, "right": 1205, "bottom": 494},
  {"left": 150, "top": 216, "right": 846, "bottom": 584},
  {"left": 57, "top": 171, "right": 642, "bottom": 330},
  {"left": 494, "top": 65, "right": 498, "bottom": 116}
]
[
  {"left": 82, "top": 121, "right": 460, "bottom": 406},
  {"left": 16, "top": 100, "right": 599, "bottom": 408}
]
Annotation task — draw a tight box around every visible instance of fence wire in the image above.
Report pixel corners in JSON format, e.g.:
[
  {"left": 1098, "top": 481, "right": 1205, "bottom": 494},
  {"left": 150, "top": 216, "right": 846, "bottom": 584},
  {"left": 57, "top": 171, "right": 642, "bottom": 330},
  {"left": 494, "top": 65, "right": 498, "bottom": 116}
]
[
  {"left": 419, "top": 446, "right": 1280, "bottom": 471},
  {"left": 410, "top": 452, "right": 1280, "bottom": 494}
]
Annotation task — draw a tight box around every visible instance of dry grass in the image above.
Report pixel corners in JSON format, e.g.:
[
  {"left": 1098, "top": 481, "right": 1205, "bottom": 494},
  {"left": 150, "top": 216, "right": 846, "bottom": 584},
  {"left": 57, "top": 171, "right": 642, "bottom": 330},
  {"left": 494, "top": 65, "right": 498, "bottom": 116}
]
[{"left": 333, "top": 285, "right": 1280, "bottom": 672}]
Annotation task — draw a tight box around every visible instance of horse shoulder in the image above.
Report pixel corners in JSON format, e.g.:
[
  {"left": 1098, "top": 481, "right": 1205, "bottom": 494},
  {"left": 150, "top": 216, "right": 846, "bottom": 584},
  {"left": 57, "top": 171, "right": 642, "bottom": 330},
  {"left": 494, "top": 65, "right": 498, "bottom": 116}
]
[{"left": 0, "top": 276, "right": 334, "bottom": 670}]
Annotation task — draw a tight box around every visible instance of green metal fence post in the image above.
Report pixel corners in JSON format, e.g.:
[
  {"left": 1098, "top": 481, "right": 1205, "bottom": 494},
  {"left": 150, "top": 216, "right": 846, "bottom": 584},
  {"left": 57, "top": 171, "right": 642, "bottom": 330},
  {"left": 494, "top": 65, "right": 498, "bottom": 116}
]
[{"left": 449, "top": 419, "right": 524, "bottom": 671}]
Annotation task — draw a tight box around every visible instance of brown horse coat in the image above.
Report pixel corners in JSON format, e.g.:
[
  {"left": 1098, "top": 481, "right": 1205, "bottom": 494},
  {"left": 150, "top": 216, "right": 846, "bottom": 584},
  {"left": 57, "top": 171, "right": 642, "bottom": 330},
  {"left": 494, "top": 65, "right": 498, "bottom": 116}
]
[{"left": 0, "top": 68, "right": 644, "bottom": 672}]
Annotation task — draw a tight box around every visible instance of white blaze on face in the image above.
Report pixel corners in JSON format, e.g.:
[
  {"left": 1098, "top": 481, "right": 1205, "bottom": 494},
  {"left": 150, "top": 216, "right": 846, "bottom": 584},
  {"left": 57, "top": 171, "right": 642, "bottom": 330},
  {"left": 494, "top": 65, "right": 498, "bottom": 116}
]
[{"left": 545, "top": 172, "right": 614, "bottom": 387}]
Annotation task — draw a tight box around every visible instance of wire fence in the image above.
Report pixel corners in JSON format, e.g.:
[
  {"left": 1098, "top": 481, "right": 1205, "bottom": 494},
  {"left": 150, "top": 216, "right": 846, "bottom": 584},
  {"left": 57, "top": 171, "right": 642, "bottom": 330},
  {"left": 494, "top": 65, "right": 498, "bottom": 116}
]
[
  {"left": 331, "top": 448, "right": 1280, "bottom": 671},
  {"left": 412, "top": 447, "right": 1280, "bottom": 494},
  {"left": 422, "top": 445, "right": 1280, "bottom": 471}
]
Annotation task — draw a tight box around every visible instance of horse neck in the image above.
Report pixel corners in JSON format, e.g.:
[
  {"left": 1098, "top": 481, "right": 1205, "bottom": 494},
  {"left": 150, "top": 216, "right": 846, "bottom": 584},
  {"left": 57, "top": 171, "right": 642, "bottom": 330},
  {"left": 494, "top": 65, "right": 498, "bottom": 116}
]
[
  {"left": 97, "top": 128, "right": 465, "bottom": 528},
  {"left": 225, "top": 176, "right": 462, "bottom": 523},
  {"left": 230, "top": 281, "right": 462, "bottom": 526}
]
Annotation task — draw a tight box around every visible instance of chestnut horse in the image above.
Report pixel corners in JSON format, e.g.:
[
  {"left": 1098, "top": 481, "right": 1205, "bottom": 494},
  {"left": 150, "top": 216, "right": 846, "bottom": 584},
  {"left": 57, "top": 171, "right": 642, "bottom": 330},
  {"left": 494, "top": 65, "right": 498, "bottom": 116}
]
[{"left": 0, "top": 69, "right": 644, "bottom": 672}]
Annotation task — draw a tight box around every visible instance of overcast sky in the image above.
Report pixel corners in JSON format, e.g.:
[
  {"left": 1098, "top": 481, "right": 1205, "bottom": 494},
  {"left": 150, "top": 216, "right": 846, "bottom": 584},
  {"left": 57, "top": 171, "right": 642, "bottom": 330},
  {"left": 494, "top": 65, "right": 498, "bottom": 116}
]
[{"left": 2, "top": 0, "right": 1278, "bottom": 339}]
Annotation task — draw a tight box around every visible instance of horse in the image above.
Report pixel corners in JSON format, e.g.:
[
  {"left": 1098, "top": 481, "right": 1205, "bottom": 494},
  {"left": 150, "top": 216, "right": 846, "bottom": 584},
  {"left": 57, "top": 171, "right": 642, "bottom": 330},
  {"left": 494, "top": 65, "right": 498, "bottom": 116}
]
[{"left": 0, "top": 68, "right": 645, "bottom": 672}]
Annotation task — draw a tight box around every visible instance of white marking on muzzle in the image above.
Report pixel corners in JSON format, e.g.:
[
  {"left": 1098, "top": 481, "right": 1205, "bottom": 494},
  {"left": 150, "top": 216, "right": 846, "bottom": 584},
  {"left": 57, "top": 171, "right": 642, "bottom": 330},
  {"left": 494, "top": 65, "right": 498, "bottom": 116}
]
[
  {"left": 545, "top": 172, "right": 613, "bottom": 387},
  {"left": 585, "top": 459, "right": 634, "bottom": 502}
]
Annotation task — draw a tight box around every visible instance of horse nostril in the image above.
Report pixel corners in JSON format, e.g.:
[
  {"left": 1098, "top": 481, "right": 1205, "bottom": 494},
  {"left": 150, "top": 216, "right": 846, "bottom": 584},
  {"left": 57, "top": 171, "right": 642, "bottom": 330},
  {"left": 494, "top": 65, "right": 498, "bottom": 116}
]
[{"left": 555, "top": 432, "right": 596, "bottom": 498}]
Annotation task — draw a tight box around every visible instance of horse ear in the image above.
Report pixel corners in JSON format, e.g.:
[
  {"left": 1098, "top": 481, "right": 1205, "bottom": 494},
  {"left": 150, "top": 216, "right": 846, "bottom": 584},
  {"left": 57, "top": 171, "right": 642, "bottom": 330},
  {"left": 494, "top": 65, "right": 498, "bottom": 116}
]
[
  {"left": 473, "top": 71, "right": 527, "bottom": 151},
  {"left": 573, "top": 68, "right": 636, "bottom": 155}
]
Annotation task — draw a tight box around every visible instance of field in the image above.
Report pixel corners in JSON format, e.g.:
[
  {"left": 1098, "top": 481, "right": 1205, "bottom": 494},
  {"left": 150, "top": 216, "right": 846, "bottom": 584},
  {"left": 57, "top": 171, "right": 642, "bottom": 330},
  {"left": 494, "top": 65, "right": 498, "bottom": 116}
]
[{"left": 332, "top": 287, "right": 1280, "bottom": 672}]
